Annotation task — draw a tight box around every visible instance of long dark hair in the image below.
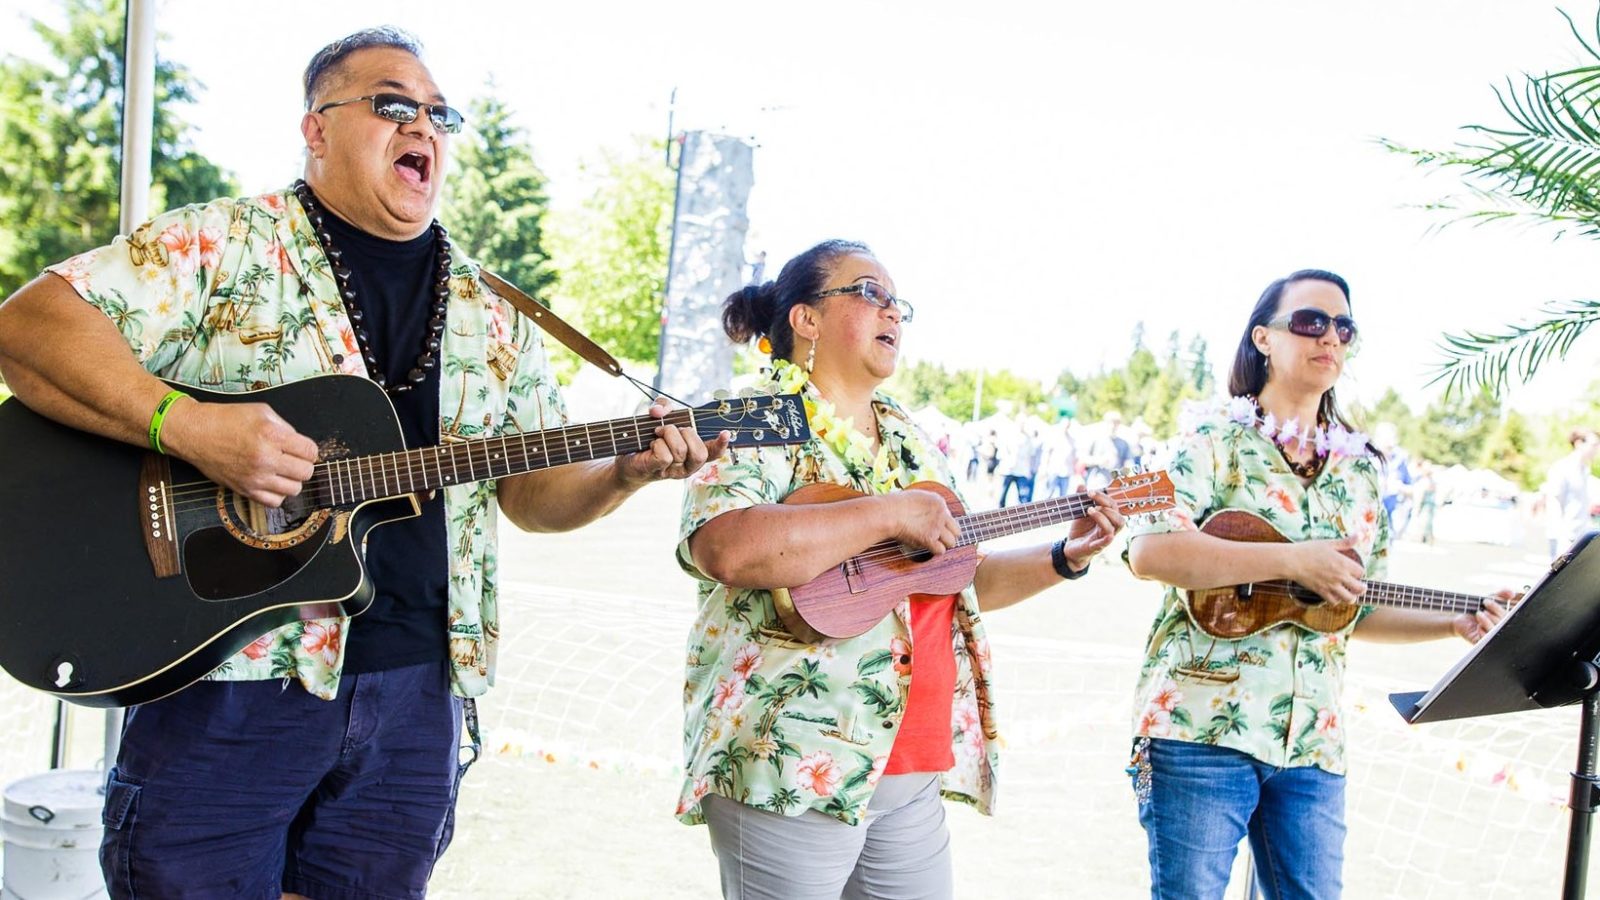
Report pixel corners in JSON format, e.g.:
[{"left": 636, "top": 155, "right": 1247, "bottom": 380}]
[
  {"left": 722, "top": 239, "right": 872, "bottom": 361},
  {"left": 1228, "top": 269, "right": 1380, "bottom": 459}
]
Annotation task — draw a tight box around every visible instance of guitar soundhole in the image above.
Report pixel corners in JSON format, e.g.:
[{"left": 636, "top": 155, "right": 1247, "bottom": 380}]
[{"left": 217, "top": 490, "right": 331, "bottom": 549}]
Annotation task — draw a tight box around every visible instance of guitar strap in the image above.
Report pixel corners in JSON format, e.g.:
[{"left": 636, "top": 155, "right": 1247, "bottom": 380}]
[{"left": 478, "top": 269, "right": 626, "bottom": 378}]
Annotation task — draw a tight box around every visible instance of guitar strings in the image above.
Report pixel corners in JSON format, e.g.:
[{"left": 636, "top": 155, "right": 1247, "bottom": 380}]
[{"left": 152, "top": 407, "right": 741, "bottom": 513}]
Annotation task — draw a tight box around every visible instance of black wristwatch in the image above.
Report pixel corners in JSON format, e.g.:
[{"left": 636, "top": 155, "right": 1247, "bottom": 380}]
[{"left": 1051, "top": 537, "right": 1090, "bottom": 580}]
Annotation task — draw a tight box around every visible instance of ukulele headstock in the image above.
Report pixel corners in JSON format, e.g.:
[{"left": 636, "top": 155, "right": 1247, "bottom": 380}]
[
  {"left": 695, "top": 392, "right": 812, "bottom": 448},
  {"left": 1105, "top": 468, "right": 1177, "bottom": 519}
]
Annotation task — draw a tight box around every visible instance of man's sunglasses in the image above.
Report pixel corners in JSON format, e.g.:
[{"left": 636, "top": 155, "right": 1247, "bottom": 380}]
[
  {"left": 809, "top": 282, "right": 915, "bottom": 322},
  {"left": 1267, "top": 308, "right": 1358, "bottom": 345},
  {"left": 315, "top": 93, "right": 465, "bottom": 134}
]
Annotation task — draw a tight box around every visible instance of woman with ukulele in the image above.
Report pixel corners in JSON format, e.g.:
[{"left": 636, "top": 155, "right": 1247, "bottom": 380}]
[
  {"left": 676, "top": 240, "right": 1124, "bottom": 898},
  {"left": 1124, "top": 269, "right": 1510, "bottom": 900}
]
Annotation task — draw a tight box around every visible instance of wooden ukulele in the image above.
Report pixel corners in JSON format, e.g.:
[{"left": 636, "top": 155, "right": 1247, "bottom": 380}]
[
  {"left": 0, "top": 374, "right": 810, "bottom": 707},
  {"left": 1184, "top": 508, "right": 1511, "bottom": 639},
  {"left": 771, "top": 471, "right": 1175, "bottom": 642}
]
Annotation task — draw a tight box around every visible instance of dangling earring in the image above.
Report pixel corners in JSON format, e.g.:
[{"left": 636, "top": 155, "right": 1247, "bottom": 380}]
[{"left": 805, "top": 338, "right": 817, "bottom": 373}]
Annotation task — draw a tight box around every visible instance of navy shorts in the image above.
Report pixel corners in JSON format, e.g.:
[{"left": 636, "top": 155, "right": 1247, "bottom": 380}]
[{"left": 99, "top": 661, "right": 464, "bottom": 900}]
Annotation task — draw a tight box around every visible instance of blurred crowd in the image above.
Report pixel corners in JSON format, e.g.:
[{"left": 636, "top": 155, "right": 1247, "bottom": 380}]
[{"left": 912, "top": 407, "right": 1599, "bottom": 559}]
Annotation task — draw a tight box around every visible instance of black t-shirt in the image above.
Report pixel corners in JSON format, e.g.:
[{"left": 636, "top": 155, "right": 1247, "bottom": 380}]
[{"left": 320, "top": 209, "right": 448, "bottom": 674}]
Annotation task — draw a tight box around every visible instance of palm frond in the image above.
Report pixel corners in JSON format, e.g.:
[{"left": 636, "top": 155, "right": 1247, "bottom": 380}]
[{"left": 1430, "top": 297, "right": 1600, "bottom": 397}]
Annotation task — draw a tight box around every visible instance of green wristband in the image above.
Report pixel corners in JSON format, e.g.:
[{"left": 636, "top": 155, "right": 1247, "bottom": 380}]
[{"left": 147, "top": 389, "right": 190, "bottom": 454}]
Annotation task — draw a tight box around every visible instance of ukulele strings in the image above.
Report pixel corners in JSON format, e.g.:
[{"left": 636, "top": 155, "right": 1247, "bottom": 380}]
[
  {"left": 1242, "top": 580, "right": 1494, "bottom": 615},
  {"left": 836, "top": 485, "right": 1142, "bottom": 568}
]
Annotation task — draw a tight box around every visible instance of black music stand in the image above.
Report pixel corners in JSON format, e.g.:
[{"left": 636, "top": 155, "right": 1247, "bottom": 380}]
[{"left": 1390, "top": 532, "right": 1600, "bottom": 900}]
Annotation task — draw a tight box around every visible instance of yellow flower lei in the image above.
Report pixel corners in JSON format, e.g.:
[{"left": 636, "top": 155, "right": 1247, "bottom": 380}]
[{"left": 770, "top": 359, "right": 925, "bottom": 495}]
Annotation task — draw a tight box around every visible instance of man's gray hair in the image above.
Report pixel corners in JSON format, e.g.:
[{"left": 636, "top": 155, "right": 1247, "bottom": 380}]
[{"left": 303, "top": 27, "right": 424, "bottom": 109}]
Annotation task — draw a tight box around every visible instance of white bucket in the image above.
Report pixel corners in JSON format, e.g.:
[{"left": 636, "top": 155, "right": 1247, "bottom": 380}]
[{"left": 1, "top": 769, "right": 107, "bottom": 900}]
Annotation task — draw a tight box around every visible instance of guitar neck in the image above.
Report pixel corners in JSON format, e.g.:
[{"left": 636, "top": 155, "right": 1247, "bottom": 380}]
[
  {"left": 306, "top": 408, "right": 698, "bottom": 505},
  {"left": 954, "top": 493, "right": 1094, "bottom": 547}
]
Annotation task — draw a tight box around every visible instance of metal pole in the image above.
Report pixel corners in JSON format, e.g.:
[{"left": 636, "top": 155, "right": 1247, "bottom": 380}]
[
  {"left": 654, "top": 125, "right": 687, "bottom": 391},
  {"left": 105, "top": 0, "right": 158, "bottom": 770},
  {"left": 49, "top": 700, "right": 71, "bottom": 769},
  {"left": 120, "top": 0, "right": 155, "bottom": 228},
  {"left": 1564, "top": 682, "right": 1600, "bottom": 900}
]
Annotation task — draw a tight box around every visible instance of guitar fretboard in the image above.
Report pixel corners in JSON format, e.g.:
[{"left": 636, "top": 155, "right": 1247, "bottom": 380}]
[{"left": 303, "top": 409, "right": 700, "bottom": 506}]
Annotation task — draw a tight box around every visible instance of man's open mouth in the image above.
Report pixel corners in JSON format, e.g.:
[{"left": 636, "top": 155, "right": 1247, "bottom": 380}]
[{"left": 395, "top": 152, "right": 431, "bottom": 184}]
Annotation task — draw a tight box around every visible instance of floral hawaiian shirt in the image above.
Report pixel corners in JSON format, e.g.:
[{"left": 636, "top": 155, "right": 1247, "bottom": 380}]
[
  {"left": 43, "top": 188, "right": 567, "bottom": 701},
  {"left": 675, "top": 383, "right": 1001, "bottom": 826},
  {"left": 1124, "top": 408, "right": 1389, "bottom": 774}
]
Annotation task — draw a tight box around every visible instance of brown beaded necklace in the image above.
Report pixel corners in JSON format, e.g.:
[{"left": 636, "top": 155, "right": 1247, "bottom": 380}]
[
  {"left": 1253, "top": 399, "right": 1326, "bottom": 480},
  {"left": 293, "top": 179, "right": 451, "bottom": 393},
  {"left": 1279, "top": 445, "right": 1325, "bottom": 480}
]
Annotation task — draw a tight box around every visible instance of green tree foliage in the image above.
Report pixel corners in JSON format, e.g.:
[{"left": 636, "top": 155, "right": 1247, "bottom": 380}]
[
  {"left": 440, "top": 88, "right": 555, "bottom": 301},
  {"left": 1077, "top": 324, "right": 1212, "bottom": 427},
  {"left": 545, "top": 140, "right": 673, "bottom": 367},
  {"left": 0, "top": 0, "right": 236, "bottom": 295},
  {"left": 1382, "top": 6, "right": 1600, "bottom": 397},
  {"left": 887, "top": 362, "right": 1044, "bottom": 422},
  {"left": 1479, "top": 409, "right": 1539, "bottom": 488},
  {"left": 887, "top": 322, "right": 1212, "bottom": 429},
  {"left": 1410, "top": 389, "right": 1504, "bottom": 469}
]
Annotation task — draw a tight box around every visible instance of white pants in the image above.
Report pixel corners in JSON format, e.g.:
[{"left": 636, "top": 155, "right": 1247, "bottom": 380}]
[{"left": 702, "top": 773, "right": 954, "bottom": 900}]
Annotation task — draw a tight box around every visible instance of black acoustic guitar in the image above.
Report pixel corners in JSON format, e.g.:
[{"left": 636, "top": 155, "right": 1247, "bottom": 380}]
[{"left": 0, "top": 374, "right": 809, "bottom": 707}]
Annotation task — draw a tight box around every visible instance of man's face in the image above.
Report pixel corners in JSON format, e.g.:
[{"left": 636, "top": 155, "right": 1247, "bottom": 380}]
[{"left": 302, "top": 46, "right": 450, "bottom": 239}]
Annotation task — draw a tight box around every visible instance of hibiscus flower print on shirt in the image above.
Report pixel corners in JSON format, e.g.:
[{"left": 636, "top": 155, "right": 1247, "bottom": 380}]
[
  {"left": 1125, "top": 406, "right": 1388, "bottom": 775},
  {"left": 796, "top": 751, "right": 842, "bottom": 797}
]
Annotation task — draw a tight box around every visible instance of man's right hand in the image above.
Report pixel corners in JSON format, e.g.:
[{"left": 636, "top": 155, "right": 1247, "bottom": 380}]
[
  {"left": 1289, "top": 536, "right": 1367, "bottom": 606},
  {"left": 161, "top": 399, "right": 320, "bottom": 507},
  {"left": 884, "top": 490, "right": 961, "bottom": 556}
]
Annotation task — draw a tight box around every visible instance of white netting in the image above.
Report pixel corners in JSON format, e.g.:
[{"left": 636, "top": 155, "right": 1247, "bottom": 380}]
[
  {"left": 0, "top": 497, "right": 1578, "bottom": 897},
  {"left": 434, "top": 577, "right": 1577, "bottom": 898}
]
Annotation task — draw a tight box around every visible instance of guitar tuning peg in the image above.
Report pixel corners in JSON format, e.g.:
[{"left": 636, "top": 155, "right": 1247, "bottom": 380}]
[
  {"left": 713, "top": 389, "right": 730, "bottom": 400},
  {"left": 737, "top": 386, "right": 757, "bottom": 398}
]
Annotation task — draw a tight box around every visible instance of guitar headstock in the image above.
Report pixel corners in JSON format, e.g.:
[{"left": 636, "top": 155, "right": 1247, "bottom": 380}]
[
  {"left": 1106, "top": 469, "right": 1177, "bottom": 520},
  {"left": 694, "top": 392, "right": 812, "bottom": 448}
]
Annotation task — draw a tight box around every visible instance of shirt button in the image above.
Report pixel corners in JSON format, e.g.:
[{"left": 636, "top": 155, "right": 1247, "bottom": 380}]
[{"left": 883, "top": 720, "right": 894, "bottom": 729}]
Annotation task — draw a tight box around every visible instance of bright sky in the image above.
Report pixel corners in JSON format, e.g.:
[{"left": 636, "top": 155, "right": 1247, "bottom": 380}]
[{"left": 5, "top": 0, "right": 1600, "bottom": 412}]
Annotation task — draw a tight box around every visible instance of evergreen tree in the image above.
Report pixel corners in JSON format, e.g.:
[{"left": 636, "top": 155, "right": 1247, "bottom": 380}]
[
  {"left": 440, "top": 87, "right": 554, "bottom": 301},
  {"left": 1479, "top": 409, "right": 1538, "bottom": 488},
  {"left": 1411, "top": 389, "right": 1502, "bottom": 468},
  {"left": 1186, "top": 334, "right": 1214, "bottom": 394},
  {"left": 546, "top": 140, "right": 674, "bottom": 364},
  {"left": 0, "top": 0, "right": 236, "bottom": 294}
]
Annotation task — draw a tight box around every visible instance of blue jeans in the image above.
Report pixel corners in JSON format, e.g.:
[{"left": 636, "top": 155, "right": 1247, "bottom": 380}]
[
  {"left": 1135, "top": 739, "right": 1346, "bottom": 900},
  {"left": 101, "top": 661, "right": 463, "bottom": 900}
]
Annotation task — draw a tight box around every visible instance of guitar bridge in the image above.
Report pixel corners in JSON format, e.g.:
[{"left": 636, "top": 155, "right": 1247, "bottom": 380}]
[{"left": 138, "top": 453, "right": 182, "bottom": 578}]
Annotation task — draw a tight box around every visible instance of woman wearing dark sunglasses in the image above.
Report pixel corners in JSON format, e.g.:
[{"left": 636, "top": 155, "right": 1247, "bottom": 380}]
[
  {"left": 1123, "top": 269, "right": 1509, "bottom": 900},
  {"left": 674, "top": 240, "right": 1124, "bottom": 898}
]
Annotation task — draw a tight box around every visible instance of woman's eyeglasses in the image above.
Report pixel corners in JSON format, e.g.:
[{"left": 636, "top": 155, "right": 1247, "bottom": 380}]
[
  {"left": 315, "top": 93, "right": 466, "bottom": 134},
  {"left": 809, "top": 282, "right": 915, "bottom": 322},
  {"left": 1267, "top": 308, "right": 1357, "bottom": 345}
]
